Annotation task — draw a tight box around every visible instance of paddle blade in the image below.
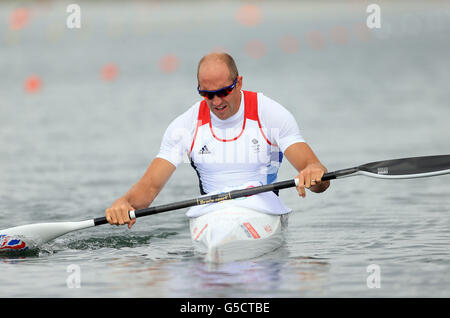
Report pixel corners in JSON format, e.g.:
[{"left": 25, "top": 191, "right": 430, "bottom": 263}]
[
  {"left": 358, "top": 155, "right": 450, "bottom": 179},
  {"left": 0, "top": 220, "right": 95, "bottom": 253}
]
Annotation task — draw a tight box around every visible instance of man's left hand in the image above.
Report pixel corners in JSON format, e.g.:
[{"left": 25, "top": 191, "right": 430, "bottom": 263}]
[{"left": 295, "top": 163, "right": 330, "bottom": 198}]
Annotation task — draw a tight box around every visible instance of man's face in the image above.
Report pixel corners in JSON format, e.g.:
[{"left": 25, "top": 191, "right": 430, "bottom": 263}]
[{"left": 197, "top": 62, "right": 242, "bottom": 120}]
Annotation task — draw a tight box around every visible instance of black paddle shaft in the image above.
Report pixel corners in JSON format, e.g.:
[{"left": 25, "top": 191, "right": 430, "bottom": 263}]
[
  {"left": 93, "top": 155, "right": 450, "bottom": 226},
  {"left": 93, "top": 173, "right": 338, "bottom": 226},
  {"left": 93, "top": 179, "right": 300, "bottom": 226}
]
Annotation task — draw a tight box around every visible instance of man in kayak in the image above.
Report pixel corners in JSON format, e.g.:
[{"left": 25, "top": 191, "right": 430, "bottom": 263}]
[{"left": 105, "top": 52, "right": 330, "bottom": 228}]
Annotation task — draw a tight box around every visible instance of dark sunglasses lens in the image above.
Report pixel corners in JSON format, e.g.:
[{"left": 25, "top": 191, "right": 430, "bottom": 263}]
[
  {"left": 199, "top": 91, "right": 213, "bottom": 99},
  {"left": 216, "top": 89, "right": 227, "bottom": 98},
  {"left": 217, "top": 87, "right": 234, "bottom": 98}
]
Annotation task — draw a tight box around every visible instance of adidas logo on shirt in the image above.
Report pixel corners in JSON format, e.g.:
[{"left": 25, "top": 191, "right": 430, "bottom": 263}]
[{"left": 199, "top": 145, "right": 211, "bottom": 154}]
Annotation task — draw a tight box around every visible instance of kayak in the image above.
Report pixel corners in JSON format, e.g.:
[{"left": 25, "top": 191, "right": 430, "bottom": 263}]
[{"left": 189, "top": 205, "right": 289, "bottom": 263}]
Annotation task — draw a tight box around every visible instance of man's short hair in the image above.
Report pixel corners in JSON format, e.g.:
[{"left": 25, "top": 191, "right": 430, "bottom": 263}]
[{"left": 197, "top": 52, "right": 239, "bottom": 81}]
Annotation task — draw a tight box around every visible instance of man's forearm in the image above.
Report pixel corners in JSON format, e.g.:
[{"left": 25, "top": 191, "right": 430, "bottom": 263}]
[{"left": 123, "top": 182, "right": 159, "bottom": 210}]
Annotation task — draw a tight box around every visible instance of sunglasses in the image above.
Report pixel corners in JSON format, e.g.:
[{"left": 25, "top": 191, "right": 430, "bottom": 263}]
[{"left": 197, "top": 77, "right": 238, "bottom": 100}]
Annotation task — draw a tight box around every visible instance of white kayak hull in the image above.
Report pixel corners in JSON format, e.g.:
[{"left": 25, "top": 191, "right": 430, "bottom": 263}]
[{"left": 189, "top": 206, "right": 288, "bottom": 263}]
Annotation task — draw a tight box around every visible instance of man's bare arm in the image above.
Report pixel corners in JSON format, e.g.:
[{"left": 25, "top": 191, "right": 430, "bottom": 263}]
[{"left": 284, "top": 142, "right": 330, "bottom": 197}]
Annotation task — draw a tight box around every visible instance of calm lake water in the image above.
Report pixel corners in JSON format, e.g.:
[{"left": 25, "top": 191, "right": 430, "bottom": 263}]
[{"left": 1, "top": 0, "right": 449, "bottom": 298}]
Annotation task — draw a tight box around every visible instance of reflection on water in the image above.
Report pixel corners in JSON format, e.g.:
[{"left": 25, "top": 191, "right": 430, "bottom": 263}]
[{"left": 99, "top": 245, "right": 333, "bottom": 297}]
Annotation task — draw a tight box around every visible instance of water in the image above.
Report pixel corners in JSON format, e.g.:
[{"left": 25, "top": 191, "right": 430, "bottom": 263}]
[{"left": 1, "top": 0, "right": 450, "bottom": 298}]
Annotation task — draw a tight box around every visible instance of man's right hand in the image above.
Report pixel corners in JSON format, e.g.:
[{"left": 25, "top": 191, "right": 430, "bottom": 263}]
[{"left": 105, "top": 198, "right": 136, "bottom": 229}]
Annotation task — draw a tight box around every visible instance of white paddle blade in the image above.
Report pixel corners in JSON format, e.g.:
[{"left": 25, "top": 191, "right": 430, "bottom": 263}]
[{"left": 0, "top": 220, "right": 95, "bottom": 252}]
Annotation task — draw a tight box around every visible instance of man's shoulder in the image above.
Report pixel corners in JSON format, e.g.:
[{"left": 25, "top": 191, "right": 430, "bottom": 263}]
[{"left": 252, "top": 91, "right": 299, "bottom": 130}]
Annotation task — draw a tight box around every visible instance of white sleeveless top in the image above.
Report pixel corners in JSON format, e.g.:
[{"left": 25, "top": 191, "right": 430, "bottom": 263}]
[{"left": 156, "top": 90, "right": 305, "bottom": 217}]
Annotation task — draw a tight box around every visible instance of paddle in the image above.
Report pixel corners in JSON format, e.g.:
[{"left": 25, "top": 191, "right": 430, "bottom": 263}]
[{"left": 1, "top": 154, "right": 449, "bottom": 252}]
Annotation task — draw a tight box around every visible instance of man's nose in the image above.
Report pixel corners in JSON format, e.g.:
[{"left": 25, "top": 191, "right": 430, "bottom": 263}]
[{"left": 211, "top": 95, "right": 222, "bottom": 106}]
